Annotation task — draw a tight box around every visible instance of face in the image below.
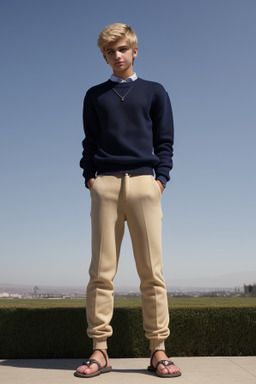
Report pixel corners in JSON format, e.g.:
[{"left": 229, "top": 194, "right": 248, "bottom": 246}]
[{"left": 104, "top": 38, "right": 138, "bottom": 78}]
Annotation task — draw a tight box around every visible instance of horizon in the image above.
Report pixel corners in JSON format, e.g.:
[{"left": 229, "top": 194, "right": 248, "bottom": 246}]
[{"left": 1, "top": 268, "right": 255, "bottom": 293}]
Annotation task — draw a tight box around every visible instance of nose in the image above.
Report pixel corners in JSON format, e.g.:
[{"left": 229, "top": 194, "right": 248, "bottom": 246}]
[{"left": 115, "top": 50, "right": 121, "bottom": 60}]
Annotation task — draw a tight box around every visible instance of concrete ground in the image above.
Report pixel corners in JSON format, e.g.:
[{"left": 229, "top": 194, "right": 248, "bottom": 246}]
[{"left": 1, "top": 357, "right": 256, "bottom": 384}]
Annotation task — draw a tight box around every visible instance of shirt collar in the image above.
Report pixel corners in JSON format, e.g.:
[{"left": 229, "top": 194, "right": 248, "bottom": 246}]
[{"left": 110, "top": 73, "right": 138, "bottom": 83}]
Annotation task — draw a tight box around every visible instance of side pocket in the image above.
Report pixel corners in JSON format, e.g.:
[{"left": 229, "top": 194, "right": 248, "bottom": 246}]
[{"left": 151, "top": 176, "right": 162, "bottom": 198}]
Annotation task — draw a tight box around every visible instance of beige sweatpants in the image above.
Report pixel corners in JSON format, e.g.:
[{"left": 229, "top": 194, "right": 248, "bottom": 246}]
[{"left": 86, "top": 174, "right": 170, "bottom": 351}]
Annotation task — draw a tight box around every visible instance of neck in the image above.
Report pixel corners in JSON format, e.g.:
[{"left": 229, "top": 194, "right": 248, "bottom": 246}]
[{"left": 113, "top": 69, "right": 134, "bottom": 80}]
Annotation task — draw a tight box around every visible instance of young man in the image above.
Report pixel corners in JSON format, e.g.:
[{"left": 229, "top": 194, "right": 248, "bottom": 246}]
[{"left": 75, "top": 23, "right": 181, "bottom": 378}]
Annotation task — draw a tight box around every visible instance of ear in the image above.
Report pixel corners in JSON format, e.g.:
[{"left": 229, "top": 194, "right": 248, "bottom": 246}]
[{"left": 133, "top": 46, "right": 138, "bottom": 59}]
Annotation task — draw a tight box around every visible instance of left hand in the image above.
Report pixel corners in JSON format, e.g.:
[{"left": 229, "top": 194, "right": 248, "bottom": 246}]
[{"left": 155, "top": 180, "right": 164, "bottom": 194}]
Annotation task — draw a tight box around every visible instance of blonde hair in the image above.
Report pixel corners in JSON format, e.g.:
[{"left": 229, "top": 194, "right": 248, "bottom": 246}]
[{"left": 97, "top": 23, "right": 138, "bottom": 53}]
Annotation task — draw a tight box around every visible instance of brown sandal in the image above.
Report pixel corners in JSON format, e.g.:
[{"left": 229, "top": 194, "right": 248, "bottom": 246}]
[
  {"left": 148, "top": 349, "right": 181, "bottom": 378},
  {"left": 74, "top": 349, "right": 112, "bottom": 378}
]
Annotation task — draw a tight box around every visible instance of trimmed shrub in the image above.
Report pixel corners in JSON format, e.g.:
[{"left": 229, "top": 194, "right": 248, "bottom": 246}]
[{"left": 0, "top": 306, "right": 256, "bottom": 358}]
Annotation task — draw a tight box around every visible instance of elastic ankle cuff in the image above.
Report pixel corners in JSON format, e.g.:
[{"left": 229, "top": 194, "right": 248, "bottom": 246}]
[
  {"left": 150, "top": 340, "right": 165, "bottom": 351},
  {"left": 93, "top": 339, "right": 108, "bottom": 350}
]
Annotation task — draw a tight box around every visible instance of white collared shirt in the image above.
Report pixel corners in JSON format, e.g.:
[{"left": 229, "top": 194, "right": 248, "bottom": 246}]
[{"left": 110, "top": 73, "right": 138, "bottom": 83}]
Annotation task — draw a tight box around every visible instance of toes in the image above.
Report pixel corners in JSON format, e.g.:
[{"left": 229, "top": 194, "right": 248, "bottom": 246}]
[
  {"left": 157, "top": 363, "right": 180, "bottom": 376},
  {"left": 77, "top": 366, "right": 87, "bottom": 374},
  {"left": 167, "top": 365, "right": 180, "bottom": 375},
  {"left": 76, "top": 364, "right": 96, "bottom": 376},
  {"left": 159, "top": 367, "right": 169, "bottom": 375}
]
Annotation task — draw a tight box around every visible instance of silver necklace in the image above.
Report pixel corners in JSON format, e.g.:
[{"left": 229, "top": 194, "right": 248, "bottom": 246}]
[{"left": 112, "top": 85, "right": 135, "bottom": 102}]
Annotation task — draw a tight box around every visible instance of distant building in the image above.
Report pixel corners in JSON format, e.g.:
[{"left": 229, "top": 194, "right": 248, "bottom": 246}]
[
  {"left": 0, "top": 292, "right": 22, "bottom": 299},
  {"left": 0, "top": 292, "right": 10, "bottom": 298},
  {"left": 244, "top": 284, "right": 256, "bottom": 297}
]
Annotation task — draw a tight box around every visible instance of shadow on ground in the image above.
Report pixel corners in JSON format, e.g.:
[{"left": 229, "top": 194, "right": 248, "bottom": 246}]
[{"left": 0, "top": 359, "right": 152, "bottom": 376}]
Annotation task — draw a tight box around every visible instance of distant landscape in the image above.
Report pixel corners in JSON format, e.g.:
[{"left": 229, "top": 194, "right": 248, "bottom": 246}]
[
  {"left": 1, "top": 296, "right": 256, "bottom": 309},
  {"left": 0, "top": 282, "right": 252, "bottom": 300}
]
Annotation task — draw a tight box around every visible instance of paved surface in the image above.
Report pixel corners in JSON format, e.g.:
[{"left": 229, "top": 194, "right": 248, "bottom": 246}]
[{"left": 1, "top": 357, "right": 256, "bottom": 383}]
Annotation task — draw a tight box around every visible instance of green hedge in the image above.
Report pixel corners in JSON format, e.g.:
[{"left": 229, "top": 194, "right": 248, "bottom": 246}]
[{"left": 0, "top": 307, "right": 256, "bottom": 358}]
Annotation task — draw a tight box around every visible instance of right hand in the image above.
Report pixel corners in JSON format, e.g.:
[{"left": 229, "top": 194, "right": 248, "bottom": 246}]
[{"left": 87, "top": 178, "right": 95, "bottom": 190}]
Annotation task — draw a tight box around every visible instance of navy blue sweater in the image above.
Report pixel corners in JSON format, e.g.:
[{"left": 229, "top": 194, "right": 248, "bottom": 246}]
[{"left": 80, "top": 78, "right": 174, "bottom": 187}]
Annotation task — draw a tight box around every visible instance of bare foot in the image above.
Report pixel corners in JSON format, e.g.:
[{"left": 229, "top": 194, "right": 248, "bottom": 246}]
[
  {"left": 150, "top": 350, "right": 181, "bottom": 376},
  {"left": 76, "top": 349, "right": 110, "bottom": 376}
]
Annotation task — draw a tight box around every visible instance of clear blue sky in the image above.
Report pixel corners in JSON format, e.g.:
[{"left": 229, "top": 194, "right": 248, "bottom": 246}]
[{"left": 1, "top": 0, "right": 255, "bottom": 290}]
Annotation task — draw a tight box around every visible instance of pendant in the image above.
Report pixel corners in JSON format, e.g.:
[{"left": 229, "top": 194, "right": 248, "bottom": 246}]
[{"left": 113, "top": 85, "right": 135, "bottom": 102}]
